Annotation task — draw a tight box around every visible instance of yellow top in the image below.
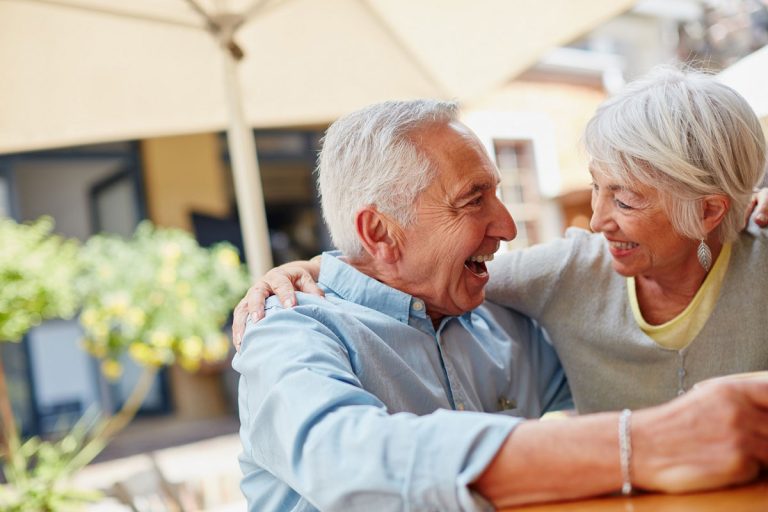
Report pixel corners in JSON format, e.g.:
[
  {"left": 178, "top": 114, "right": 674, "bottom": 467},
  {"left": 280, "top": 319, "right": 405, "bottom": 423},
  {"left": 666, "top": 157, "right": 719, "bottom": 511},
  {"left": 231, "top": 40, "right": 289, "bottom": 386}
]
[{"left": 628, "top": 243, "right": 732, "bottom": 350}]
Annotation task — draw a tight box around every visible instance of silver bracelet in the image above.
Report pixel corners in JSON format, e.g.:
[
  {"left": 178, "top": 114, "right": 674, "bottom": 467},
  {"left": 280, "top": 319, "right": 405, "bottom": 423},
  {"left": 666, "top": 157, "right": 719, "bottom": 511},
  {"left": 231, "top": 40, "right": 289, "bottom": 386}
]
[{"left": 618, "top": 409, "right": 633, "bottom": 496}]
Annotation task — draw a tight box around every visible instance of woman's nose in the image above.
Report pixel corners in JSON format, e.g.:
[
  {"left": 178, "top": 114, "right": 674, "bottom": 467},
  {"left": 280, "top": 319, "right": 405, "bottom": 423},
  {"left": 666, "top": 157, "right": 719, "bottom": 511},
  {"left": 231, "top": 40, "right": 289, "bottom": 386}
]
[{"left": 589, "top": 194, "right": 613, "bottom": 233}]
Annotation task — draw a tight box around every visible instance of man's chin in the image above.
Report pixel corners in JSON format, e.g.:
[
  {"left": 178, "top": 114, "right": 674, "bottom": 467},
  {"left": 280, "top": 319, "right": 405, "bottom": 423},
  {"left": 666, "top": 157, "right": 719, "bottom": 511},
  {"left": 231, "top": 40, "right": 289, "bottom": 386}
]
[
  {"left": 458, "top": 290, "right": 486, "bottom": 313},
  {"left": 430, "top": 292, "right": 485, "bottom": 318}
]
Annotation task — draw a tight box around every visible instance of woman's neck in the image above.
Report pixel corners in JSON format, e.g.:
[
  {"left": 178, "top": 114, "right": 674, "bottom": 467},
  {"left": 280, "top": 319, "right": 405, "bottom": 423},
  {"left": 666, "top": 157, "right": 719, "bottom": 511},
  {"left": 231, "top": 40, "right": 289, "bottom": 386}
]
[{"left": 635, "top": 241, "right": 723, "bottom": 325}]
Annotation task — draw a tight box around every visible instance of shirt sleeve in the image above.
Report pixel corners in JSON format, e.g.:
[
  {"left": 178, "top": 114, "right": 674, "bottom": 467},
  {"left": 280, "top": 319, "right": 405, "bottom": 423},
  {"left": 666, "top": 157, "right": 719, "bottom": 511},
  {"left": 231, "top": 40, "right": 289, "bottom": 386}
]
[{"left": 233, "top": 305, "right": 522, "bottom": 512}]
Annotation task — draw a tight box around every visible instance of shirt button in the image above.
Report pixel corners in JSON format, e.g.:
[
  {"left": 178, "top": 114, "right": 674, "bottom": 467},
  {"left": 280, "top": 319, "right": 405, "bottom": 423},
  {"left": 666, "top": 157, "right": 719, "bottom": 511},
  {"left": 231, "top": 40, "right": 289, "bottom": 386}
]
[
  {"left": 456, "top": 402, "right": 465, "bottom": 411},
  {"left": 498, "top": 397, "right": 516, "bottom": 411},
  {"left": 412, "top": 300, "right": 424, "bottom": 311}
]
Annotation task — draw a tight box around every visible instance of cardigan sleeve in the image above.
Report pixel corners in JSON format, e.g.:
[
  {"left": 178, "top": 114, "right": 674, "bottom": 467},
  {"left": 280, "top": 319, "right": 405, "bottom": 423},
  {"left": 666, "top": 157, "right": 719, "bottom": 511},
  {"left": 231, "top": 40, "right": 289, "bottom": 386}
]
[{"left": 485, "top": 229, "right": 588, "bottom": 319}]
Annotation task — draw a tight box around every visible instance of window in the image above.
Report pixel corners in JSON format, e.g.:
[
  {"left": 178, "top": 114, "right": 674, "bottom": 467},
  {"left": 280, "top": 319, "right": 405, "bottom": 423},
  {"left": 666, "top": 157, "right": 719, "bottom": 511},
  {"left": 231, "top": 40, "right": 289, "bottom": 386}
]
[
  {"left": 463, "top": 111, "right": 563, "bottom": 254},
  {"left": 494, "top": 139, "right": 540, "bottom": 249}
]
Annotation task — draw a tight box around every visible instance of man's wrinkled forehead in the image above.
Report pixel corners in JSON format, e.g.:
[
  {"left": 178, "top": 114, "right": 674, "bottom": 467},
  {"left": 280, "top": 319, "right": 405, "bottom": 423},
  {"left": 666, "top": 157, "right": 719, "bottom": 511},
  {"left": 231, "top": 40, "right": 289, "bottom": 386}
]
[{"left": 421, "top": 125, "right": 500, "bottom": 196}]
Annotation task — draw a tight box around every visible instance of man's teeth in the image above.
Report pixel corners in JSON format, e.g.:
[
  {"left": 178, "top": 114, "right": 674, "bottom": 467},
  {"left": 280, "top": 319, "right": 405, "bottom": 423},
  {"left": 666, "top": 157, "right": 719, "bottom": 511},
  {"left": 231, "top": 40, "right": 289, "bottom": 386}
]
[
  {"left": 610, "top": 241, "right": 639, "bottom": 250},
  {"left": 468, "top": 253, "right": 495, "bottom": 263}
]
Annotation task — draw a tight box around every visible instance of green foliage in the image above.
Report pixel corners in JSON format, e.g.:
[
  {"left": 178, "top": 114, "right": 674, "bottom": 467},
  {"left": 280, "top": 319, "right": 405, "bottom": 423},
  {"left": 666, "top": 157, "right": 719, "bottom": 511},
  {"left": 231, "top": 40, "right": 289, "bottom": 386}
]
[
  {"left": 0, "top": 216, "right": 250, "bottom": 510},
  {"left": 0, "top": 217, "right": 80, "bottom": 343},
  {"left": 77, "top": 221, "right": 249, "bottom": 376},
  {"left": 0, "top": 414, "right": 103, "bottom": 511}
]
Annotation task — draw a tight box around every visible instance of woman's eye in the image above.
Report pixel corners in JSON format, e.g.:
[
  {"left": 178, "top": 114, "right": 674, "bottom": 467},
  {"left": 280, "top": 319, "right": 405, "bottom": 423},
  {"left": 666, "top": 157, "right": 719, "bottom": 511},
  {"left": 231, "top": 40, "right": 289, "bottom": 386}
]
[
  {"left": 590, "top": 182, "right": 598, "bottom": 191},
  {"left": 615, "top": 199, "right": 632, "bottom": 210}
]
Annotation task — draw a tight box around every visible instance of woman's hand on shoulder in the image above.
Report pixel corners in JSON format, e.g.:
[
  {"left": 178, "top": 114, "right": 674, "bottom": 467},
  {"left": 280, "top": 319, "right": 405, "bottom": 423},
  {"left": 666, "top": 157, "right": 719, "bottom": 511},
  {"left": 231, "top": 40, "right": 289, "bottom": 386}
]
[
  {"left": 747, "top": 187, "right": 768, "bottom": 227},
  {"left": 232, "top": 256, "right": 324, "bottom": 352}
]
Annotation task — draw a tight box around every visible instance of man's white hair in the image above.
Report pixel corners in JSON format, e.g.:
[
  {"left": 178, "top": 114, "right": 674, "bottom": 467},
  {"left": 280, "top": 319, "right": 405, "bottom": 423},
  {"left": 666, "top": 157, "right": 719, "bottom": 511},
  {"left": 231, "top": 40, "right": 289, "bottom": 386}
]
[
  {"left": 584, "top": 65, "right": 766, "bottom": 242},
  {"left": 317, "top": 99, "right": 459, "bottom": 257}
]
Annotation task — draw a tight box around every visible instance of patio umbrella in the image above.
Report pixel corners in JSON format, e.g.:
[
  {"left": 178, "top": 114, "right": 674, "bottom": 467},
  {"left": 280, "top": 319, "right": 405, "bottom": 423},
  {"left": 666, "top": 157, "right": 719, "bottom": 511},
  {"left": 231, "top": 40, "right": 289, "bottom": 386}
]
[
  {"left": 718, "top": 43, "right": 768, "bottom": 120},
  {"left": 0, "top": 0, "right": 636, "bottom": 276}
]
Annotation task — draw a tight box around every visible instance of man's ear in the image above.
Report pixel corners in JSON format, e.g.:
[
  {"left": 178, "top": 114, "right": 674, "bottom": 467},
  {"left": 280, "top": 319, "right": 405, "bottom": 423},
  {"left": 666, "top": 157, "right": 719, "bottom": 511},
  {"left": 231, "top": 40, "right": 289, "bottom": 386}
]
[
  {"left": 355, "top": 207, "right": 402, "bottom": 263},
  {"left": 702, "top": 194, "right": 730, "bottom": 235}
]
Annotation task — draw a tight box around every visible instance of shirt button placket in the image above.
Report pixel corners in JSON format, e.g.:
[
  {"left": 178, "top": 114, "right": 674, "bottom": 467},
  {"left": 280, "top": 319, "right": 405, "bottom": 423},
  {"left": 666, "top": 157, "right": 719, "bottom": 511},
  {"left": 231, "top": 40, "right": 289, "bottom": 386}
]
[{"left": 436, "top": 320, "right": 466, "bottom": 411}]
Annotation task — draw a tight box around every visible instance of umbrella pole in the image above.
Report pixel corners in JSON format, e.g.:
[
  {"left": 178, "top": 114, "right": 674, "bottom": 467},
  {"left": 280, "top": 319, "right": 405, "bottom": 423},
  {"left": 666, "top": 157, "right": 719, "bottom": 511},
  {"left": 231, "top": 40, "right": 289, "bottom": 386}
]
[{"left": 220, "top": 48, "right": 273, "bottom": 280}]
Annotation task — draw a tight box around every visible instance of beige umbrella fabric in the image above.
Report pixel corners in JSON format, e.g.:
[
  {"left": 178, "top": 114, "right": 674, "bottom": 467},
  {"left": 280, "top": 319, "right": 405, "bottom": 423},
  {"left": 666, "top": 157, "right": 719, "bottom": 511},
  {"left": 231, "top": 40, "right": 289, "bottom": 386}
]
[
  {"left": 0, "top": 0, "right": 636, "bottom": 275},
  {"left": 718, "top": 44, "right": 768, "bottom": 120}
]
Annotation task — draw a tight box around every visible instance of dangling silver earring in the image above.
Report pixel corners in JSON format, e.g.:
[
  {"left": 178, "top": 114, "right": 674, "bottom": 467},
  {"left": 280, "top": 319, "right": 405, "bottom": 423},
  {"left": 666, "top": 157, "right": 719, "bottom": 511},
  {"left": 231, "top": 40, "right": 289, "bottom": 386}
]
[{"left": 697, "top": 239, "right": 712, "bottom": 272}]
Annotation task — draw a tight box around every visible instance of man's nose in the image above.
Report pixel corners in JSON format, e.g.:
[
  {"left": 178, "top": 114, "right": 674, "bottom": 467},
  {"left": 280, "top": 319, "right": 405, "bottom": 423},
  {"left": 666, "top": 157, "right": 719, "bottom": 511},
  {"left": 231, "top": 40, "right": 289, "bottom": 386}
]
[{"left": 491, "top": 197, "right": 517, "bottom": 242}]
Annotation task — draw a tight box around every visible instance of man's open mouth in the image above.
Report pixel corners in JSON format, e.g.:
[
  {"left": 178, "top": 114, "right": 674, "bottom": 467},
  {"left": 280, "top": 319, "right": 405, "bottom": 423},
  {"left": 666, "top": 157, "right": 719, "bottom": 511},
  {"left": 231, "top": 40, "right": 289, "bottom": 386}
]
[{"left": 464, "top": 253, "right": 494, "bottom": 276}]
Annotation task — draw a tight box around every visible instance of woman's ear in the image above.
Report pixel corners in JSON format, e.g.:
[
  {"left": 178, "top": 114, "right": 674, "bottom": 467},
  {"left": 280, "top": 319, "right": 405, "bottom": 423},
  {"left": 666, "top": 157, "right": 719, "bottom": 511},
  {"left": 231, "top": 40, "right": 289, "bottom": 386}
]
[
  {"left": 702, "top": 194, "right": 730, "bottom": 234},
  {"left": 355, "top": 207, "right": 402, "bottom": 263}
]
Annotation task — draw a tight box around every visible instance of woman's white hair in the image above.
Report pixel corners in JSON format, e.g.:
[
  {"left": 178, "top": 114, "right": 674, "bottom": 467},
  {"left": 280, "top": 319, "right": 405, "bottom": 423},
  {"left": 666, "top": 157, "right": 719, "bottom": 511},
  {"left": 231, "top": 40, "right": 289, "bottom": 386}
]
[
  {"left": 584, "top": 65, "right": 767, "bottom": 242},
  {"left": 317, "top": 99, "right": 459, "bottom": 257}
]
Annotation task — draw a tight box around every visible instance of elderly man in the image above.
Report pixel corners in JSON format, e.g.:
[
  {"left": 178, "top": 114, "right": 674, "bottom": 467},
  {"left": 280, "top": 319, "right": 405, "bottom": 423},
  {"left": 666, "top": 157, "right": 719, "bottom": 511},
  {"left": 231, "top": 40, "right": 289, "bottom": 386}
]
[{"left": 233, "top": 100, "right": 768, "bottom": 511}]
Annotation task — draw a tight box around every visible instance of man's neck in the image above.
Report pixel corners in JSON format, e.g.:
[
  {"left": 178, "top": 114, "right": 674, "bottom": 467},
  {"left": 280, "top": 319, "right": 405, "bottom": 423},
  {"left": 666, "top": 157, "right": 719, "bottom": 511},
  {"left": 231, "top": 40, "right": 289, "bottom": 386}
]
[{"left": 348, "top": 256, "right": 444, "bottom": 329}]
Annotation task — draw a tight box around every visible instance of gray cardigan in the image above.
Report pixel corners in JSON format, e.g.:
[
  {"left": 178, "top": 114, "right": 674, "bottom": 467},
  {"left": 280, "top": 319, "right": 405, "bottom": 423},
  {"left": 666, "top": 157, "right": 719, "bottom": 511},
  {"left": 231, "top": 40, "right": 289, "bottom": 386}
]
[{"left": 486, "top": 225, "right": 768, "bottom": 413}]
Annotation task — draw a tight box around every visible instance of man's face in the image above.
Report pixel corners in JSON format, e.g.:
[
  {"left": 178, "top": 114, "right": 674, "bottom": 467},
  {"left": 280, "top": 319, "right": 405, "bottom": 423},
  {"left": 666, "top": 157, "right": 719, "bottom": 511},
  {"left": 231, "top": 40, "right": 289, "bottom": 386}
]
[{"left": 396, "top": 121, "right": 516, "bottom": 320}]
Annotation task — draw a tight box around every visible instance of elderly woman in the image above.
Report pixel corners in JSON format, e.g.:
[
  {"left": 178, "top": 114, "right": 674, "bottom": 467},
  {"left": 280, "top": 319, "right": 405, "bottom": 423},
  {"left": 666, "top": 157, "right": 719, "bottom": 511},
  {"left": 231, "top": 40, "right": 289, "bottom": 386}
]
[
  {"left": 234, "top": 66, "right": 768, "bottom": 413},
  {"left": 483, "top": 66, "right": 768, "bottom": 412}
]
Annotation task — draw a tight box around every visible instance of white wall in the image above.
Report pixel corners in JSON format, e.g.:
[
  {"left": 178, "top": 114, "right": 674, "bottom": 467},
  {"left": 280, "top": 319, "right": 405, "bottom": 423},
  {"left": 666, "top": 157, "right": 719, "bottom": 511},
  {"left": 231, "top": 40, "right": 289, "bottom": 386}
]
[
  {"left": 0, "top": 175, "right": 9, "bottom": 217},
  {"left": 14, "top": 158, "right": 125, "bottom": 240}
]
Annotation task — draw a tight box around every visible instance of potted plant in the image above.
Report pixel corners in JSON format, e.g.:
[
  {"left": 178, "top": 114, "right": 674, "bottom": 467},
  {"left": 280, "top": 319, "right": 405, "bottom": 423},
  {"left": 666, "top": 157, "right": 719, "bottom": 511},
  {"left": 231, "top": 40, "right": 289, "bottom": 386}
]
[
  {"left": 77, "top": 221, "right": 249, "bottom": 418},
  {"left": 0, "top": 218, "right": 248, "bottom": 510}
]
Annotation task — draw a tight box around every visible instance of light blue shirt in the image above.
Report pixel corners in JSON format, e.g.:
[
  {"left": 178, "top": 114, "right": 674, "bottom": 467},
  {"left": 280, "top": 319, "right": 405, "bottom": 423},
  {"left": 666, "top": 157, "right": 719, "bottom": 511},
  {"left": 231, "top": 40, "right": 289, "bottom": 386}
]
[{"left": 234, "top": 252, "right": 571, "bottom": 512}]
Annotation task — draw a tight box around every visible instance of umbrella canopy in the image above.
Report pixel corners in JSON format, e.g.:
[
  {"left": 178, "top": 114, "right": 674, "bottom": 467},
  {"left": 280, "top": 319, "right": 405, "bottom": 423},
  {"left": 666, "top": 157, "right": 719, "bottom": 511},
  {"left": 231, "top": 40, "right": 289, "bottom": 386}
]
[
  {"left": 718, "top": 43, "right": 768, "bottom": 120},
  {"left": 0, "top": 0, "right": 636, "bottom": 275},
  {"left": 0, "top": 0, "right": 636, "bottom": 151}
]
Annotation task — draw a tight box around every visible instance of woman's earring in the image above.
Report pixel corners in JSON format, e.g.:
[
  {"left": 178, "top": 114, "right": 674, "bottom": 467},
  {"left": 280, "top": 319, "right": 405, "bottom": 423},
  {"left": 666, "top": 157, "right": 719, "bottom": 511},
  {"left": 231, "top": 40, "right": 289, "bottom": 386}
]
[{"left": 697, "top": 239, "right": 712, "bottom": 272}]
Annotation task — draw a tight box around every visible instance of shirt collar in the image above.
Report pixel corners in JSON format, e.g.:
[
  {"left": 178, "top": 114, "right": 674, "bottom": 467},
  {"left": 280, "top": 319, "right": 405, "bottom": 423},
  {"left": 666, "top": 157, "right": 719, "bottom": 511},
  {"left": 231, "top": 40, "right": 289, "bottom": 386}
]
[{"left": 318, "top": 251, "right": 426, "bottom": 324}]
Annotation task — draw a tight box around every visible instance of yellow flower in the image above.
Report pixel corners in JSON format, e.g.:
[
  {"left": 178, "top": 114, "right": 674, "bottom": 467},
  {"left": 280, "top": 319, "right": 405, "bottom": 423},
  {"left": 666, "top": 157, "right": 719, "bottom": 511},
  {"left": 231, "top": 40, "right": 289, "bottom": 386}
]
[
  {"left": 217, "top": 247, "right": 240, "bottom": 269},
  {"left": 158, "top": 266, "right": 176, "bottom": 286},
  {"left": 106, "top": 293, "right": 129, "bottom": 316},
  {"left": 125, "top": 307, "right": 146, "bottom": 328},
  {"left": 160, "top": 242, "right": 181, "bottom": 262},
  {"left": 175, "top": 281, "right": 191, "bottom": 297},
  {"left": 149, "top": 330, "right": 172, "bottom": 349},
  {"left": 90, "top": 322, "right": 109, "bottom": 340},
  {"left": 179, "top": 335, "right": 204, "bottom": 360},
  {"left": 80, "top": 308, "right": 98, "bottom": 328},
  {"left": 203, "top": 334, "right": 230, "bottom": 362},
  {"left": 178, "top": 357, "right": 200, "bottom": 373},
  {"left": 101, "top": 359, "right": 123, "bottom": 381},
  {"left": 180, "top": 299, "right": 197, "bottom": 317},
  {"left": 131, "top": 343, "right": 170, "bottom": 367},
  {"left": 80, "top": 338, "right": 106, "bottom": 358},
  {"left": 129, "top": 342, "right": 152, "bottom": 364}
]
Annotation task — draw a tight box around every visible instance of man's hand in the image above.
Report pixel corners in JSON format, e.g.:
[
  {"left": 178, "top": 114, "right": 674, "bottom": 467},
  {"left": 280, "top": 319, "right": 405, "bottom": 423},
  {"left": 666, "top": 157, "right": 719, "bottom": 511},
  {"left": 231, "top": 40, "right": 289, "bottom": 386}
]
[
  {"left": 748, "top": 187, "right": 768, "bottom": 227},
  {"left": 632, "top": 378, "right": 768, "bottom": 494},
  {"left": 232, "top": 256, "right": 323, "bottom": 352}
]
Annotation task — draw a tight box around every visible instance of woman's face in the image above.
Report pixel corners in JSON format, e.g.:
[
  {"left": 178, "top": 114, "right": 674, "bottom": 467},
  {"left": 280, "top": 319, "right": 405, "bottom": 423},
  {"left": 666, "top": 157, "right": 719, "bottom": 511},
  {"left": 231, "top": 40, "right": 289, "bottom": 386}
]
[{"left": 588, "top": 170, "right": 698, "bottom": 278}]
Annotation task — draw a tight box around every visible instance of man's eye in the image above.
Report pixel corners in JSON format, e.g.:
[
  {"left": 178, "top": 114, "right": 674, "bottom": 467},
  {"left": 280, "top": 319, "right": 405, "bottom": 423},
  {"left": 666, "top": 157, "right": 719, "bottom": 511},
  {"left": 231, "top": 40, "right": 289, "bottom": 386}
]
[{"left": 468, "top": 197, "right": 482, "bottom": 206}]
